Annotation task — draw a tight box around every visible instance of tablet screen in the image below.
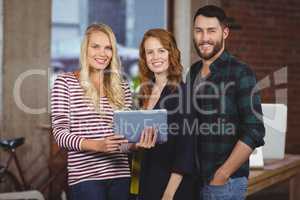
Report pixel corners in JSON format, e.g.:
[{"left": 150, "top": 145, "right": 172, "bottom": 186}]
[{"left": 113, "top": 109, "right": 168, "bottom": 143}]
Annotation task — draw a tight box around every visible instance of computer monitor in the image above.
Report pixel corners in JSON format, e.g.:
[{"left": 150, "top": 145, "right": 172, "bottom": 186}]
[
  {"left": 250, "top": 104, "right": 287, "bottom": 168},
  {"left": 261, "top": 103, "right": 287, "bottom": 159}
]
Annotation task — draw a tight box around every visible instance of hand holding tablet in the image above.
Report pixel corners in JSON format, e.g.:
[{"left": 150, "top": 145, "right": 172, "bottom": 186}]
[
  {"left": 113, "top": 109, "right": 168, "bottom": 143},
  {"left": 135, "top": 127, "right": 158, "bottom": 148}
]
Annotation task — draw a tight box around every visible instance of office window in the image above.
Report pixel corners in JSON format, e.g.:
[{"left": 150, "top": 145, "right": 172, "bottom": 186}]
[{"left": 51, "top": 0, "right": 167, "bottom": 86}]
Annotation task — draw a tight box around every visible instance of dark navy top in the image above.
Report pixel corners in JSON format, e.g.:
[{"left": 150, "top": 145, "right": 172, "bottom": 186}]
[{"left": 138, "top": 83, "right": 195, "bottom": 200}]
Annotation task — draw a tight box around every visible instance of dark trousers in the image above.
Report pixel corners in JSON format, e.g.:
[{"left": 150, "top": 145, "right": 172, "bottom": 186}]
[{"left": 69, "top": 178, "right": 130, "bottom": 200}]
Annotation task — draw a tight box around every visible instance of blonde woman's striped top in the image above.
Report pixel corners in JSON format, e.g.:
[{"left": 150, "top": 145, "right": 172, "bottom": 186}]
[{"left": 51, "top": 72, "right": 132, "bottom": 186}]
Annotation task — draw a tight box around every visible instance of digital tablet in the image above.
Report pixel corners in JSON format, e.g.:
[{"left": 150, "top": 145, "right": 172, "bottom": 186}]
[{"left": 113, "top": 109, "right": 168, "bottom": 143}]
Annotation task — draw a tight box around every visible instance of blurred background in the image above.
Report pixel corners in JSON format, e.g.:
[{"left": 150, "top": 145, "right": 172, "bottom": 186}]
[{"left": 0, "top": 0, "right": 299, "bottom": 199}]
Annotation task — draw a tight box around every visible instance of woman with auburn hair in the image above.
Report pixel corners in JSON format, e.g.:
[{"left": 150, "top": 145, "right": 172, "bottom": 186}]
[
  {"left": 137, "top": 29, "right": 195, "bottom": 200},
  {"left": 51, "top": 23, "right": 155, "bottom": 200}
]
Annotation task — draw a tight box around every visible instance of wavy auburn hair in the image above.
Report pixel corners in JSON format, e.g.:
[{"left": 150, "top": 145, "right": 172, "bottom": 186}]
[
  {"left": 138, "top": 29, "right": 183, "bottom": 108},
  {"left": 79, "top": 23, "right": 125, "bottom": 111}
]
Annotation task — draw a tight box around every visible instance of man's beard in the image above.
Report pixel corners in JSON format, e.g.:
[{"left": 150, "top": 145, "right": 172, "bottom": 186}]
[{"left": 194, "top": 38, "right": 224, "bottom": 60}]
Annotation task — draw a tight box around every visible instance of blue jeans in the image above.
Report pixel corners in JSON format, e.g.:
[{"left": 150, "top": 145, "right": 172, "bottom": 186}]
[
  {"left": 69, "top": 178, "right": 130, "bottom": 200},
  {"left": 199, "top": 177, "right": 248, "bottom": 200}
]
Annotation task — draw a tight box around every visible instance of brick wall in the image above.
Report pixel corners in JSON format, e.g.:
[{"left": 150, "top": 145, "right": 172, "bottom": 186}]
[{"left": 221, "top": 0, "right": 300, "bottom": 153}]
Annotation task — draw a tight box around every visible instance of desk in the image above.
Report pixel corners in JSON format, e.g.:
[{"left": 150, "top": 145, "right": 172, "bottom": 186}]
[{"left": 248, "top": 154, "right": 300, "bottom": 200}]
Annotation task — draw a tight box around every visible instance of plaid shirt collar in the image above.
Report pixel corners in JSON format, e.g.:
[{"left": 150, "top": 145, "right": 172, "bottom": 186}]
[{"left": 197, "top": 49, "right": 230, "bottom": 74}]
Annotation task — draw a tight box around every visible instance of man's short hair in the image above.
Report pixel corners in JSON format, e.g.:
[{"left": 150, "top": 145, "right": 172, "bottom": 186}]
[{"left": 193, "top": 5, "right": 228, "bottom": 27}]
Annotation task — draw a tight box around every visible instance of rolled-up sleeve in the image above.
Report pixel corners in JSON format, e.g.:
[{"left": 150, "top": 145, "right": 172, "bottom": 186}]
[{"left": 237, "top": 66, "right": 265, "bottom": 150}]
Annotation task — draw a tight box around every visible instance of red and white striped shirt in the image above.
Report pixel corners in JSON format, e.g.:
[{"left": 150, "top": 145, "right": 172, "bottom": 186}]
[{"left": 51, "top": 72, "right": 132, "bottom": 185}]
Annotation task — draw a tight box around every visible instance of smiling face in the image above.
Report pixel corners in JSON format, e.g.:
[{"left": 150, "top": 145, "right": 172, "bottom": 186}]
[
  {"left": 144, "top": 37, "right": 169, "bottom": 76},
  {"left": 193, "top": 15, "right": 229, "bottom": 61},
  {"left": 87, "top": 31, "right": 113, "bottom": 71}
]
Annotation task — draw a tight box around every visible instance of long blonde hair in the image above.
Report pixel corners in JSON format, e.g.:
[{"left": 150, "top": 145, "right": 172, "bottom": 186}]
[{"left": 79, "top": 23, "right": 125, "bottom": 111}]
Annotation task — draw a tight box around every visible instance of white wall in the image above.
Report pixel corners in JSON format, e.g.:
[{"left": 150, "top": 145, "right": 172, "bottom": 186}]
[
  {"left": 174, "top": 0, "right": 191, "bottom": 79},
  {"left": 173, "top": 0, "right": 221, "bottom": 80}
]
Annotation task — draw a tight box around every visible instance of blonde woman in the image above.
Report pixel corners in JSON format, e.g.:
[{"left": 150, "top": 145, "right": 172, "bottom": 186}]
[{"left": 51, "top": 23, "right": 154, "bottom": 200}]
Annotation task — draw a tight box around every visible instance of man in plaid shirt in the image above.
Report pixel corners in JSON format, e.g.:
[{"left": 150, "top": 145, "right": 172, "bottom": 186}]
[{"left": 186, "top": 5, "right": 265, "bottom": 200}]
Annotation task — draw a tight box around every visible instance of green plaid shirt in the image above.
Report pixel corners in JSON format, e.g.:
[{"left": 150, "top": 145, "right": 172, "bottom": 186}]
[{"left": 186, "top": 50, "right": 265, "bottom": 183}]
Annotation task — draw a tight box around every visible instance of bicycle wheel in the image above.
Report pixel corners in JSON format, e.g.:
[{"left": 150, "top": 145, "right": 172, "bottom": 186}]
[{"left": 0, "top": 170, "right": 21, "bottom": 192}]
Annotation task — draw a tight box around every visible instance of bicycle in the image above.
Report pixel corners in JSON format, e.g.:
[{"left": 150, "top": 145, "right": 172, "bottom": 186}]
[
  {"left": 0, "top": 137, "right": 28, "bottom": 193},
  {"left": 0, "top": 137, "right": 68, "bottom": 200}
]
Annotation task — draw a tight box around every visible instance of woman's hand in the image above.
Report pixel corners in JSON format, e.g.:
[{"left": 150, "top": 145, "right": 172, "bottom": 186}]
[
  {"left": 135, "top": 127, "right": 157, "bottom": 149},
  {"left": 81, "top": 135, "right": 128, "bottom": 153},
  {"left": 161, "top": 173, "right": 182, "bottom": 200},
  {"left": 161, "top": 192, "right": 174, "bottom": 200},
  {"left": 100, "top": 135, "right": 129, "bottom": 152}
]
